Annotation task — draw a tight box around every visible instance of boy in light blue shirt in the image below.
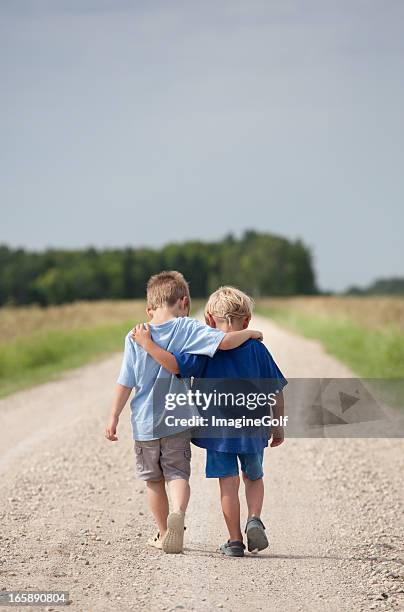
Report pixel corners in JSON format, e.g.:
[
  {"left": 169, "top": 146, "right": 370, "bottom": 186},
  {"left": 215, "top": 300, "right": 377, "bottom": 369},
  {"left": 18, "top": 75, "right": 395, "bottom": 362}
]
[{"left": 105, "top": 271, "right": 263, "bottom": 554}]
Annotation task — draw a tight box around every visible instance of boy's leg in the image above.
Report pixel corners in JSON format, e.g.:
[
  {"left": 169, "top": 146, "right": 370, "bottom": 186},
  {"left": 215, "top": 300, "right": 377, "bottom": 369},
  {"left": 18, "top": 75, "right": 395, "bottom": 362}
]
[
  {"left": 160, "top": 431, "right": 192, "bottom": 553},
  {"left": 206, "top": 450, "right": 243, "bottom": 543},
  {"left": 243, "top": 473, "right": 264, "bottom": 518},
  {"left": 167, "top": 478, "right": 190, "bottom": 513},
  {"left": 160, "top": 431, "right": 192, "bottom": 513},
  {"left": 239, "top": 452, "right": 268, "bottom": 552},
  {"left": 146, "top": 479, "right": 169, "bottom": 536},
  {"left": 239, "top": 451, "right": 265, "bottom": 518},
  {"left": 134, "top": 439, "right": 168, "bottom": 541},
  {"left": 219, "top": 476, "right": 243, "bottom": 542}
]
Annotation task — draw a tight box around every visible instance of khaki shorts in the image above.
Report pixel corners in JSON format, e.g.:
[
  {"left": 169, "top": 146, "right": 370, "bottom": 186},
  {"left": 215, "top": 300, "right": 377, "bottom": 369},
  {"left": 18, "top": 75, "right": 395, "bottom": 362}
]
[{"left": 134, "top": 430, "right": 192, "bottom": 481}]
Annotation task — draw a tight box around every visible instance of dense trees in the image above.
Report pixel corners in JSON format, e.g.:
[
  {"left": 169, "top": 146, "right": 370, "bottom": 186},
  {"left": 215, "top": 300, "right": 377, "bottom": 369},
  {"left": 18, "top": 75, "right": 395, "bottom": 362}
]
[
  {"left": 0, "top": 231, "right": 318, "bottom": 306},
  {"left": 346, "top": 277, "right": 404, "bottom": 296}
]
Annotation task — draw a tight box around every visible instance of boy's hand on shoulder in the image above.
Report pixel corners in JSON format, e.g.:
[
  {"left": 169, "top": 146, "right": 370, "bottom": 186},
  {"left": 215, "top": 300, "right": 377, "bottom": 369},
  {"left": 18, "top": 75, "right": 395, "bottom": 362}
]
[
  {"left": 105, "top": 416, "right": 119, "bottom": 442},
  {"left": 131, "top": 323, "right": 152, "bottom": 349},
  {"left": 250, "top": 329, "right": 263, "bottom": 342},
  {"left": 270, "top": 425, "right": 284, "bottom": 447}
]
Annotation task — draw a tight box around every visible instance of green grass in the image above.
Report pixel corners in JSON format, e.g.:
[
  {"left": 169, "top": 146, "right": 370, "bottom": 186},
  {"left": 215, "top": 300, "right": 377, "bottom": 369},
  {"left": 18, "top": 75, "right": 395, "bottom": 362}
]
[
  {"left": 0, "top": 320, "right": 136, "bottom": 398},
  {"left": 256, "top": 306, "right": 404, "bottom": 379},
  {"left": 0, "top": 300, "right": 205, "bottom": 399}
]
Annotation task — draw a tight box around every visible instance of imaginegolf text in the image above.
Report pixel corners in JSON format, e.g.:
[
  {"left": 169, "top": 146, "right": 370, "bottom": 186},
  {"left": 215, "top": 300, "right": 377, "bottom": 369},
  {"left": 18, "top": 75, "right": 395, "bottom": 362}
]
[{"left": 165, "top": 415, "right": 288, "bottom": 429}]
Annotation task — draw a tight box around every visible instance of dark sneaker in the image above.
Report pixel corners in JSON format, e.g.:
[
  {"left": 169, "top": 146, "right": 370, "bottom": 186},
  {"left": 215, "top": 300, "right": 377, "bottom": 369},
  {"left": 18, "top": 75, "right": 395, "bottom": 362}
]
[
  {"left": 219, "top": 540, "right": 245, "bottom": 557},
  {"left": 245, "top": 517, "right": 268, "bottom": 553}
]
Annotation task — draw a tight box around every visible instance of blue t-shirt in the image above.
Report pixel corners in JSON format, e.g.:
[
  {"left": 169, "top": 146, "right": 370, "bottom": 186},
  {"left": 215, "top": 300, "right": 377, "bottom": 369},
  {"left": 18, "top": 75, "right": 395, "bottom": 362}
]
[
  {"left": 173, "top": 339, "right": 287, "bottom": 453},
  {"left": 117, "top": 317, "right": 225, "bottom": 441}
]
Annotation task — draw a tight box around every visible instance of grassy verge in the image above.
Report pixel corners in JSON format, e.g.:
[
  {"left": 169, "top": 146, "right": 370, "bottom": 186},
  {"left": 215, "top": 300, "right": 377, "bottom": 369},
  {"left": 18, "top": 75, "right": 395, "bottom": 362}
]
[
  {"left": 256, "top": 304, "right": 404, "bottom": 379},
  {"left": 0, "top": 320, "right": 137, "bottom": 398},
  {"left": 0, "top": 299, "right": 205, "bottom": 399}
]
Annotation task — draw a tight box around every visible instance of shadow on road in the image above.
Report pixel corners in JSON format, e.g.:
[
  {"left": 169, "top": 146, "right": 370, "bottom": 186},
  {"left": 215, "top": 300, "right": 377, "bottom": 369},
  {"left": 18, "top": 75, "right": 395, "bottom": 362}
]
[{"left": 184, "top": 547, "right": 395, "bottom": 564}]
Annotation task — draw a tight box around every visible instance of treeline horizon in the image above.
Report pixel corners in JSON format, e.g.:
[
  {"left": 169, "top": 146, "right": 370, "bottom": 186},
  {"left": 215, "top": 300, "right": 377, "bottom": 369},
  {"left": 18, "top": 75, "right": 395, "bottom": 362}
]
[
  {"left": 345, "top": 277, "right": 404, "bottom": 296},
  {"left": 0, "top": 231, "right": 317, "bottom": 306}
]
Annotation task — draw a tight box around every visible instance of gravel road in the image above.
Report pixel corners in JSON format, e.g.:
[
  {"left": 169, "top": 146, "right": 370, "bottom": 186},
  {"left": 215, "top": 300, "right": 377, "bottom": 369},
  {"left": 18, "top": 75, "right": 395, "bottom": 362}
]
[{"left": 0, "top": 314, "right": 403, "bottom": 612}]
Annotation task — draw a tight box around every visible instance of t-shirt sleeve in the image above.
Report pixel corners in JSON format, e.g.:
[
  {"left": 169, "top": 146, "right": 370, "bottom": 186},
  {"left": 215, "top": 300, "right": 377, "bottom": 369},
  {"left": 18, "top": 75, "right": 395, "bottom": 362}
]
[
  {"left": 180, "top": 320, "right": 225, "bottom": 357},
  {"left": 172, "top": 352, "right": 208, "bottom": 378},
  {"left": 117, "top": 334, "right": 136, "bottom": 388},
  {"left": 261, "top": 345, "right": 288, "bottom": 390}
]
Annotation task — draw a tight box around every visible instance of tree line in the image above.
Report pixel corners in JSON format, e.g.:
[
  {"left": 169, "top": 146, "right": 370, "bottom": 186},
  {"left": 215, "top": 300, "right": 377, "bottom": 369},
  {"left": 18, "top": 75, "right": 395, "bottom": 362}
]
[
  {"left": 346, "top": 277, "right": 404, "bottom": 296},
  {"left": 0, "top": 231, "right": 318, "bottom": 306}
]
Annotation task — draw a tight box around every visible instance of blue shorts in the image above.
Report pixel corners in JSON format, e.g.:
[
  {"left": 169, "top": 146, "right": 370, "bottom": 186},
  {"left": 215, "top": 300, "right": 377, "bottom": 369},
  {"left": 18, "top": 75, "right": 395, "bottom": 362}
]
[{"left": 205, "top": 450, "right": 264, "bottom": 480}]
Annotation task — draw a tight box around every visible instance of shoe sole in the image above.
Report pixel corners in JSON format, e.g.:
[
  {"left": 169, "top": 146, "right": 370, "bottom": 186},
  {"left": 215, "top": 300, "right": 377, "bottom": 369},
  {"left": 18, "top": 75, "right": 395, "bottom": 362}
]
[
  {"left": 220, "top": 548, "right": 244, "bottom": 557},
  {"left": 162, "top": 512, "right": 185, "bottom": 554},
  {"left": 246, "top": 526, "right": 269, "bottom": 553}
]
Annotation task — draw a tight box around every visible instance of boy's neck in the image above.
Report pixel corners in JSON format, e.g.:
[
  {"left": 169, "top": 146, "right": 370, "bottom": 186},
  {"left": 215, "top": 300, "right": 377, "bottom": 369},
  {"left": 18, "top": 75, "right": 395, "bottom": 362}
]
[
  {"left": 149, "top": 306, "right": 183, "bottom": 325},
  {"left": 212, "top": 317, "right": 246, "bottom": 333}
]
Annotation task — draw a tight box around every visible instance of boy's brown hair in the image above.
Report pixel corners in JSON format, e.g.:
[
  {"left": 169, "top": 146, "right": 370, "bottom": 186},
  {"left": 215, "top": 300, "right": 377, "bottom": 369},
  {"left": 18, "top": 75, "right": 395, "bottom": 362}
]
[
  {"left": 147, "top": 271, "right": 190, "bottom": 311},
  {"left": 204, "top": 286, "right": 254, "bottom": 325}
]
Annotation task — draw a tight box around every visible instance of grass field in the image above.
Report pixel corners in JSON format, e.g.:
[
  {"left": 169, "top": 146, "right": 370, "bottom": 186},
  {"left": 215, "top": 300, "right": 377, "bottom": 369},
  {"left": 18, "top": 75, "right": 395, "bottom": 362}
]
[
  {"left": 256, "top": 296, "right": 404, "bottom": 378},
  {"left": 1, "top": 297, "right": 402, "bottom": 399},
  {"left": 0, "top": 300, "right": 151, "bottom": 398},
  {"left": 0, "top": 299, "right": 205, "bottom": 398}
]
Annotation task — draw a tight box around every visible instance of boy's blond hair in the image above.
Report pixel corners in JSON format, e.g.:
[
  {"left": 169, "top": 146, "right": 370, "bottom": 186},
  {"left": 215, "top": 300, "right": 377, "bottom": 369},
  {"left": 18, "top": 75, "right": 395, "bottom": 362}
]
[
  {"left": 147, "top": 270, "right": 190, "bottom": 311},
  {"left": 204, "top": 286, "right": 254, "bottom": 325}
]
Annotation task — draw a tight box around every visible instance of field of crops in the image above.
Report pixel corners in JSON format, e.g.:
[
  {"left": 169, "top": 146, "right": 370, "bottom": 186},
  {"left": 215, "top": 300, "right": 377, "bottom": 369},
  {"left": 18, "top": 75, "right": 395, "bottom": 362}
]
[
  {"left": 257, "top": 296, "right": 404, "bottom": 330},
  {"left": 0, "top": 300, "right": 147, "bottom": 342},
  {"left": 0, "top": 299, "right": 208, "bottom": 398},
  {"left": 1, "top": 296, "right": 402, "bottom": 399},
  {"left": 0, "top": 300, "right": 148, "bottom": 397},
  {"left": 256, "top": 296, "right": 404, "bottom": 378}
]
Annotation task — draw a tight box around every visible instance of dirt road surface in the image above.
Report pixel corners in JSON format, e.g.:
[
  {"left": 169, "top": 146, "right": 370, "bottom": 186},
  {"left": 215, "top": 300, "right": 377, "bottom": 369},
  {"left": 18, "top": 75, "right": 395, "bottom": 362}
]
[{"left": 0, "top": 315, "right": 403, "bottom": 611}]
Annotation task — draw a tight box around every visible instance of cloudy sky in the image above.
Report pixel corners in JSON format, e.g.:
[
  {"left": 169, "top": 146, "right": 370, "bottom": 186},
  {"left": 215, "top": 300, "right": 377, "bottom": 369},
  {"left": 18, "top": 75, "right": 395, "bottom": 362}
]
[{"left": 1, "top": 0, "right": 403, "bottom": 291}]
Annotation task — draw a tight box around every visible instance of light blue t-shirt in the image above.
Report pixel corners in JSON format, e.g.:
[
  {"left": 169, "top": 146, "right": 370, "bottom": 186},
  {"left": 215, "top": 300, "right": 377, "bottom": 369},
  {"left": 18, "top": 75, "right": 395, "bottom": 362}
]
[{"left": 117, "top": 317, "right": 225, "bottom": 441}]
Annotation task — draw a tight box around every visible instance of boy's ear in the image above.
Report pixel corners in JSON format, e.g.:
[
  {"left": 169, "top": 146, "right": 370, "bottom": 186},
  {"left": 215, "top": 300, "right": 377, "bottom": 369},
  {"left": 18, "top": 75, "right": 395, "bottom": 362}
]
[
  {"left": 182, "top": 296, "right": 190, "bottom": 314},
  {"left": 242, "top": 316, "right": 251, "bottom": 329},
  {"left": 207, "top": 313, "right": 216, "bottom": 328}
]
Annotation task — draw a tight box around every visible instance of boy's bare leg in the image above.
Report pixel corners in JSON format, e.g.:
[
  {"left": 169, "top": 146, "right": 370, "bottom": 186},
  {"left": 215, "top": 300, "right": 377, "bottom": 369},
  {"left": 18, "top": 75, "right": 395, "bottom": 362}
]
[
  {"left": 167, "top": 478, "right": 190, "bottom": 513},
  {"left": 219, "top": 476, "right": 243, "bottom": 541},
  {"left": 243, "top": 473, "right": 264, "bottom": 518},
  {"left": 146, "top": 479, "right": 169, "bottom": 536},
  {"left": 161, "top": 479, "right": 190, "bottom": 553}
]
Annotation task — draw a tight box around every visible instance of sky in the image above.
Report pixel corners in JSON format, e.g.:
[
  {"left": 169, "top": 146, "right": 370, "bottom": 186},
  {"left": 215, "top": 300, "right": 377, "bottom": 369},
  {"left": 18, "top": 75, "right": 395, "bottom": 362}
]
[{"left": 1, "top": 0, "right": 403, "bottom": 291}]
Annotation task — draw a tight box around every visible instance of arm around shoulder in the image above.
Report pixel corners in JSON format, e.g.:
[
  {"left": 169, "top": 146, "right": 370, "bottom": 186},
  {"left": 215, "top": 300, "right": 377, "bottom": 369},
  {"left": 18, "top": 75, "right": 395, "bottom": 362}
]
[
  {"left": 131, "top": 324, "right": 179, "bottom": 374},
  {"left": 219, "top": 328, "right": 263, "bottom": 350}
]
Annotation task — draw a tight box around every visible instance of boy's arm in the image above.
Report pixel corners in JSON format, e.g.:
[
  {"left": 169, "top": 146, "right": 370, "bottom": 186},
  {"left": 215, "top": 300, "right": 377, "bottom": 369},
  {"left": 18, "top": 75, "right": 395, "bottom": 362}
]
[
  {"left": 218, "top": 328, "right": 263, "bottom": 350},
  {"left": 132, "top": 325, "right": 206, "bottom": 378},
  {"left": 258, "top": 343, "right": 287, "bottom": 447},
  {"left": 131, "top": 324, "right": 264, "bottom": 370},
  {"left": 270, "top": 390, "right": 285, "bottom": 447},
  {"left": 105, "top": 383, "right": 132, "bottom": 441},
  {"left": 132, "top": 324, "right": 179, "bottom": 374}
]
